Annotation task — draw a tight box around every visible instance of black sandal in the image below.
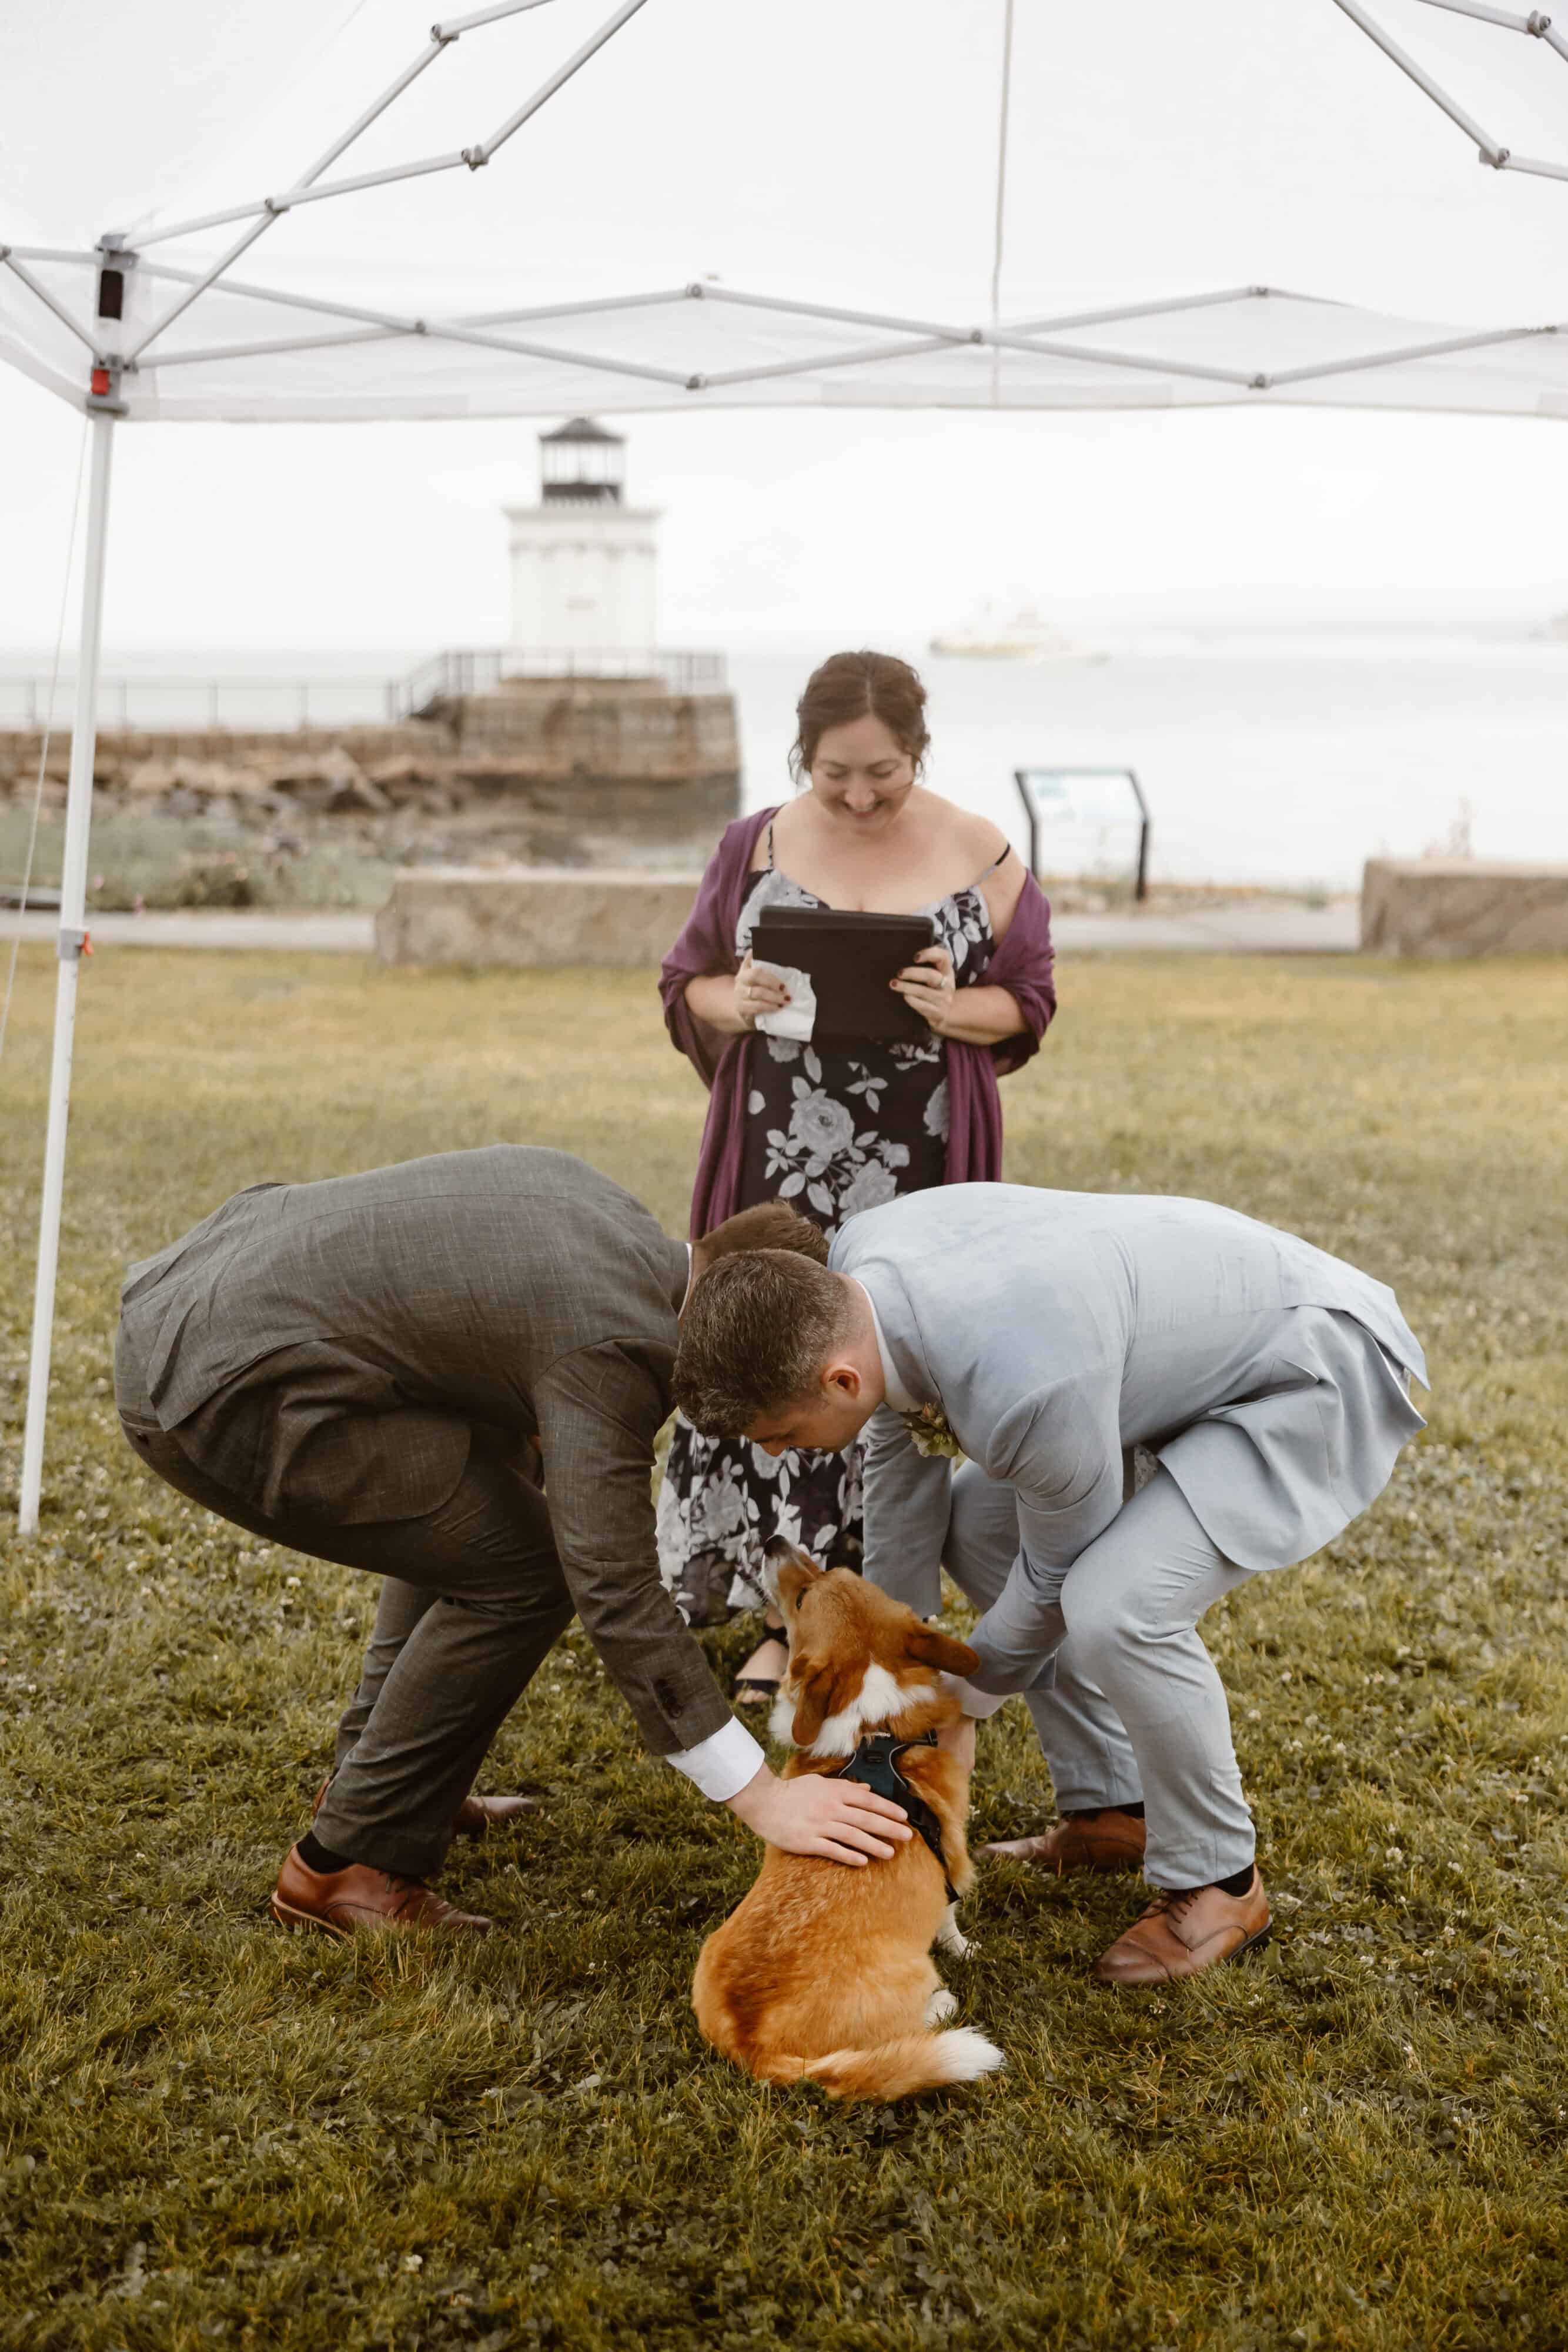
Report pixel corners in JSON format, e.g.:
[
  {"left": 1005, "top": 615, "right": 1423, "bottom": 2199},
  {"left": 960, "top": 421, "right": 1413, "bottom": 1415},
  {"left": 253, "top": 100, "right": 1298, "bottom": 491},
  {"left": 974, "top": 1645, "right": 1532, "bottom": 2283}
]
[{"left": 733, "top": 1635, "right": 788, "bottom": 1709}]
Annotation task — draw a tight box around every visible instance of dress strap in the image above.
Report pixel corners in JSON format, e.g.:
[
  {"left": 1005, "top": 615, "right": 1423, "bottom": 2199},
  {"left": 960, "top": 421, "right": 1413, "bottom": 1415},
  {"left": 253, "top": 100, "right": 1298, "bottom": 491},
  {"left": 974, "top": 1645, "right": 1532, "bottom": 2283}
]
[
  {"left": 975, "top": 841, "right": 1011, "bottom": 885},
  {"left": 765, "top": 820, "right": 775, "bottom": 870}
]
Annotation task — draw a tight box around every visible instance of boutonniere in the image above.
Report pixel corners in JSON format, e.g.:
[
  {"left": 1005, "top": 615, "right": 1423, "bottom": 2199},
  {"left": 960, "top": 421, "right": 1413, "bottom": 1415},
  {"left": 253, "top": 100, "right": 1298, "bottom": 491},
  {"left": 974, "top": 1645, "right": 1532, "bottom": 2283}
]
[{"left": 901, "top": 1404, "right": 963, "bottom": 1461}]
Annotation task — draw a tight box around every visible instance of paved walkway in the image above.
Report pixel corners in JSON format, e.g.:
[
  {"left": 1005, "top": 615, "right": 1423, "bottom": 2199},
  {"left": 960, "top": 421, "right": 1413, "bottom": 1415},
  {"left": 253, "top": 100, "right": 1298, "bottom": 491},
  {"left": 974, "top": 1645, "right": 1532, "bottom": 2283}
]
[
  {"left": 4, "top": 908, "right": 376, "bottom": 953},
  {"left": 3, "top": 898, "right": 1360, "bottom": 957},
  {"left": 1054, "top": 899, "right": 1358, "bottom": 953}
]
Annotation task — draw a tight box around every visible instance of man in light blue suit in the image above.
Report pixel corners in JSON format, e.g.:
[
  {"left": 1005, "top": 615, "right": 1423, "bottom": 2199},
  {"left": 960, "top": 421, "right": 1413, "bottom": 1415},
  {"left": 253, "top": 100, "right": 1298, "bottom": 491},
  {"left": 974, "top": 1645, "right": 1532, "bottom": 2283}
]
[{"left": 674, "top": 1185, "right": 1427, "bottom": 1987}]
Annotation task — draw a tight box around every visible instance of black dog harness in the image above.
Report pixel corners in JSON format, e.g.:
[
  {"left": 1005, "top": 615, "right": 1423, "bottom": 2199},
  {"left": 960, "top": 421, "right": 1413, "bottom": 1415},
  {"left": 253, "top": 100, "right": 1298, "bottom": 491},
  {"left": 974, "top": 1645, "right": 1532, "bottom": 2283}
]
[{"left": 833, "top": 1729, "right": 959, "bottom": 1905}]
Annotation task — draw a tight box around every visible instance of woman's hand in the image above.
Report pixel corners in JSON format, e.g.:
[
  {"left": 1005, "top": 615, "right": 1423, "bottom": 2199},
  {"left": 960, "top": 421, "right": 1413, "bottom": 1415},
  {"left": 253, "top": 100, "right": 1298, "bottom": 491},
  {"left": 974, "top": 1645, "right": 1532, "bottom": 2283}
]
[
  {"left": 732, "top": 950, "right": 791, "bottom": 1032},
  {"left": 683, "top": 954, "right": 790, "bottom": 1036},
  {"left": 726, "top": 1762, "right": 913, "bottom": 1865},
  {"left": 890, "top": 943, "right": 957, "bottom": 1034}
]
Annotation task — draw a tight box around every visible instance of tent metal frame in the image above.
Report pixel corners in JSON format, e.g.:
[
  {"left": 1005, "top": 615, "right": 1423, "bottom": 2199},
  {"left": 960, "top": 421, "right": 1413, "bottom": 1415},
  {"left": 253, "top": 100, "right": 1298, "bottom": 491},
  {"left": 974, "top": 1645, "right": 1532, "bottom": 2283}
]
[
  {"left": 15, "top": 410, "right": 114, "bottom": 1532},
  {"left": 8, "top": 256, "right": 1562, "bottom": 405},
  {"left": 1332, "top": 0, "right": 1568, "bottom": 181}
]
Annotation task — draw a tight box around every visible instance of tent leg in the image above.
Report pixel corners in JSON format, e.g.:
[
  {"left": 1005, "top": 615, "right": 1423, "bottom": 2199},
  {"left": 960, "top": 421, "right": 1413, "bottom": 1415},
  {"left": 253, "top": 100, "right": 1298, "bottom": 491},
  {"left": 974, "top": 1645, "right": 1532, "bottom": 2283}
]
[{"left": 18, "top": 409, "right": 116, "bottom": 1538}]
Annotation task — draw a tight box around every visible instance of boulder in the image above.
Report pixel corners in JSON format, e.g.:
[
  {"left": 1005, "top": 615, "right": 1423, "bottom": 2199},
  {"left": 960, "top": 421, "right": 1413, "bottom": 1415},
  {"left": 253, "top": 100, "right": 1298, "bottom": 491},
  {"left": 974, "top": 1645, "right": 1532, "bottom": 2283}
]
[
  {"left": 366, "top": 754, "right": 440, "bottom": 799},
  {"left": 330, "top": 770, "right": 393, "bottom": 814},
  {"left": 226, "top": 762, "right": 283, "bottom": 797},
  {"left": 317, "top": 744, "right": 366, "bottom": 787},
  {"left": 126, "top": 758, "right": 179, "bottom": 796}
]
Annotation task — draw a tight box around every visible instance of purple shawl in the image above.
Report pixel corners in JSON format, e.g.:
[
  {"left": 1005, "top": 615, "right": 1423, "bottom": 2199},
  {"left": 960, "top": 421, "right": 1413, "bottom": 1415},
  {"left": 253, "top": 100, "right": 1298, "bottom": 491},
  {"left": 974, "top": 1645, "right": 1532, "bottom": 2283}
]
[{"left": 659, "top": 805, "right": 1057, "bottom": 1239}]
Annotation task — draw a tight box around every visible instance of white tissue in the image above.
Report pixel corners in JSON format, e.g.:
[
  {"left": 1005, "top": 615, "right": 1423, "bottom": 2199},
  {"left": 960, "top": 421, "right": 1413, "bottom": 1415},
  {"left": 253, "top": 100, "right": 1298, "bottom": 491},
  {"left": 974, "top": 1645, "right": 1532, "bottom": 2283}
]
[{"left": 752, "top": 958, "right": 816, "bottom": 1043}]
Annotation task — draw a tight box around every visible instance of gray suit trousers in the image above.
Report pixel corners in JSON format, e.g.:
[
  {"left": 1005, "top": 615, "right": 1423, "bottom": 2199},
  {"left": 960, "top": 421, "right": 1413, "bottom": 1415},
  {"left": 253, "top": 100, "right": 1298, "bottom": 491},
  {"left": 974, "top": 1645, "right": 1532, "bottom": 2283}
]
[
  {"left": 945, "top": 1464, "right": 1143, "bottom": 1815},
  {"left": 944, "top": 1459, "right": 1257, "bottom": 1888},
  {"left": 121, "top": 1417, "right": 573, "bottom": 1876}
]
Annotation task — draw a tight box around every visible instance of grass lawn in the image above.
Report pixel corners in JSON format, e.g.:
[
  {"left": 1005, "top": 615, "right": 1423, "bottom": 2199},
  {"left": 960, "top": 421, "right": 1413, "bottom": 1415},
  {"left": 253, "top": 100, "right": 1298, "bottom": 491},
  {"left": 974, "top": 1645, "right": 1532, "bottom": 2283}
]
[{"left": 1, "top": 942, "right": 1566, "bottom": 2352}]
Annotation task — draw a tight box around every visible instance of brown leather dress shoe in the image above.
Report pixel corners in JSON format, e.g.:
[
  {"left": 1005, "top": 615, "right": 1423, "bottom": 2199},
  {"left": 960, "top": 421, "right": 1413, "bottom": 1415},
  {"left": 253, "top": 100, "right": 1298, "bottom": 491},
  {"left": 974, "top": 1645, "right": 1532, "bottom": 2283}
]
[
  {"left": 1092, "top": 1869, "right": 1271, "bottom": 1986},
  {"left": 981, "top": 1808, "right": 1147, "bottom": 1876},
  {"left": 312, "top": 1778, "right": 539, "bottom": 1839},
  {"left": 271, "top": 1845, "right": 492, "bottom": 1940}
]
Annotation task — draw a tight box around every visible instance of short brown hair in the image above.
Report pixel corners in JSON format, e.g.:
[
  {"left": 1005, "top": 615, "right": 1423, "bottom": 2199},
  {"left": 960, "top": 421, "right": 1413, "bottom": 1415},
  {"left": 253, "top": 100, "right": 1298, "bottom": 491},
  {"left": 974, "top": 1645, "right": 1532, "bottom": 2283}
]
[
  {"left": 675, "top": 1250, "right": 851, "bottom": 1436},
  {"left": 789, "top": 650, "right": 930, "bottom": 786}
]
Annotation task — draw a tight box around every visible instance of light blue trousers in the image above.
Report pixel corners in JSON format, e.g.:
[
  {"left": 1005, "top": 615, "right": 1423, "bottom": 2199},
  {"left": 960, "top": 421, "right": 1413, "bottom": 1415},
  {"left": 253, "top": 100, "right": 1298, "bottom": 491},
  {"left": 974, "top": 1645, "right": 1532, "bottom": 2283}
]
[{"left": 944, "top": 1461, "right": 1257, "bottom": 1889}]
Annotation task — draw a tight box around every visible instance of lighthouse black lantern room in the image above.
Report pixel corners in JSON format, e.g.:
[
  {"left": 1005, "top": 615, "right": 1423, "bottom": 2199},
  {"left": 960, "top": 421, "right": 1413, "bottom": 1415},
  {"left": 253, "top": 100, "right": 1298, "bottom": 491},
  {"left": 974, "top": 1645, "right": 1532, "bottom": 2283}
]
[{"left": 539, "top": 416, "right": 626, "bottom": 506}]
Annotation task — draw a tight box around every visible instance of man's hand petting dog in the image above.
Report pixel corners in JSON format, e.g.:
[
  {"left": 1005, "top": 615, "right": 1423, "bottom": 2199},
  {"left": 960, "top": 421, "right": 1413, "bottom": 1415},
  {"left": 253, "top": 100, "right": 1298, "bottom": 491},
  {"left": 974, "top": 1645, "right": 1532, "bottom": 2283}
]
[{"left": 727, "top": 1764, "right": 912, "bottom": 1865}]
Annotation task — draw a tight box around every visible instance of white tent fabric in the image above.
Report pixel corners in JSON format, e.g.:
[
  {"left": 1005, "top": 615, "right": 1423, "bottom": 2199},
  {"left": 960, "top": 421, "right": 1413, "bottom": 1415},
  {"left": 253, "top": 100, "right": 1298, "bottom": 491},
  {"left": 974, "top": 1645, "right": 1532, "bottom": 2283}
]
[{"left": 7, "top": 0, "right": 1568, "bottom": 1532}]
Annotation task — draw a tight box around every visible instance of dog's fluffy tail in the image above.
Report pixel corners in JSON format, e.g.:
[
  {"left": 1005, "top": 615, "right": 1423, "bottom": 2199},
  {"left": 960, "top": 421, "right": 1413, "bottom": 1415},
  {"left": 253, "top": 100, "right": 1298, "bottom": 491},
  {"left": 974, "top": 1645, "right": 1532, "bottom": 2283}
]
[{"left": 767, "top": 2027, "right": 1003, "bottom": 2103}]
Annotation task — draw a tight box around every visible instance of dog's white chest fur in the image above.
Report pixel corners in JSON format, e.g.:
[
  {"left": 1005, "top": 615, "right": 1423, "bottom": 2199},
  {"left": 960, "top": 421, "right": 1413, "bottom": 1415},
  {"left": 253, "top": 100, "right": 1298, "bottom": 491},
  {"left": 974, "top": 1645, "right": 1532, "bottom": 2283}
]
[{"left": 808, "top": 1664, "right": 922, "bottom": 1758}]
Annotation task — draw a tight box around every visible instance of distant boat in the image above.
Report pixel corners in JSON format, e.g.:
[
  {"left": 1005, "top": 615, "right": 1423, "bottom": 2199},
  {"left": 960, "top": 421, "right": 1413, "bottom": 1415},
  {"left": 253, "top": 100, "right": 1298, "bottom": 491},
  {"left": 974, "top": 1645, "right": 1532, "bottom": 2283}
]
[{"left": 928, "top": 602, "right": 1102, "bottom": 662}]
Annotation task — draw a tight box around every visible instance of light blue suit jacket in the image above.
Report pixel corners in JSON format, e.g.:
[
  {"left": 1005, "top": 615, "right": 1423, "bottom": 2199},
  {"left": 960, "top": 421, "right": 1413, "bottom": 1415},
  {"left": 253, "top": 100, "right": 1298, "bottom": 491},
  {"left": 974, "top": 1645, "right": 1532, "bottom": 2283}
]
[{"left": 828, "top": 1185, "right": 1427, "bottom": 1695}]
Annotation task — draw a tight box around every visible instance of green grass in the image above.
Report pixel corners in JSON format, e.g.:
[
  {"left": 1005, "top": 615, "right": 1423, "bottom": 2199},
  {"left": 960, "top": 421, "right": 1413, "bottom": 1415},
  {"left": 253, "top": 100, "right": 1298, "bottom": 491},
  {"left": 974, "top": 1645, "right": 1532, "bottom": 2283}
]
[{"left": 2, "top": 944, "right": 1566, "bottom": 2352}]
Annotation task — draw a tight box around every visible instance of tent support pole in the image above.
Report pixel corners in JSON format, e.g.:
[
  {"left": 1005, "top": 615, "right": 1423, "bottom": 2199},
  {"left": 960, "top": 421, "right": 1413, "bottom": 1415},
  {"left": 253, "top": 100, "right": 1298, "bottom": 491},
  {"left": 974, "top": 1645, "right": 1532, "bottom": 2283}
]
[{"left": 18, "top": 407, "right": 116, "bottom": 1538}]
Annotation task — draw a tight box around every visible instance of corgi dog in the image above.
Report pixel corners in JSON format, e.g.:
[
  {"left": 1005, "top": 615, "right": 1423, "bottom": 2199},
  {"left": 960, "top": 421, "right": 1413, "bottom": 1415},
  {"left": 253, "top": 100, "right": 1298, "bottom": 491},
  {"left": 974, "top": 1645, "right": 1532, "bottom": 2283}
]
[{"left": 691, "top": 1553, "right": 1003, "bottom": 2102}]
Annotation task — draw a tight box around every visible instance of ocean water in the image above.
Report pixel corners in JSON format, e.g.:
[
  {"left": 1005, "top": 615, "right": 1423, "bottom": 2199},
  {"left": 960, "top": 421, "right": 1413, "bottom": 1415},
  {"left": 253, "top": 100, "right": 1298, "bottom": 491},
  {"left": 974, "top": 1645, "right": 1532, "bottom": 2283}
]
[
  {"left": 731, "top": 636, "right": 1568, "bottom": 890},
  {"left": 4, "top": 630, "right": 1565, "bottom": 889}
]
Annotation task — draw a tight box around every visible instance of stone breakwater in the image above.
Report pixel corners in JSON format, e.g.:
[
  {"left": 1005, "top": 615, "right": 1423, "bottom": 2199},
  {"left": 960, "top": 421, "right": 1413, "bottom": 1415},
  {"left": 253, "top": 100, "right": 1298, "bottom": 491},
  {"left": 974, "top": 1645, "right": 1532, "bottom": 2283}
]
[{"left": 0, "top": 681, "right": 741, "bottom": 871}]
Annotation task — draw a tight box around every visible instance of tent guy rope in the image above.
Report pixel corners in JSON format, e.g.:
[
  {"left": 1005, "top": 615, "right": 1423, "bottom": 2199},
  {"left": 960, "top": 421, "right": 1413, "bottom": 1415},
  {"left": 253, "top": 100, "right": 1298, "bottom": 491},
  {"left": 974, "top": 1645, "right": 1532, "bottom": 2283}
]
[
  {"left": 989, "top": 0, "right": 1016, "bottom": 406},
  {"left": 0, "top": 416, "right": 88, "bottom": 1071}
]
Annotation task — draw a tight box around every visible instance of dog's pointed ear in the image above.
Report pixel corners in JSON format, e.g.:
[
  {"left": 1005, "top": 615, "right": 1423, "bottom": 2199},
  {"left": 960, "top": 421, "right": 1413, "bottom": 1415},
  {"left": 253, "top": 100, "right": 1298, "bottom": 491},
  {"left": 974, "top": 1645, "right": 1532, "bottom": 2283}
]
[
  {"left": 907, "top": 1622, "right": 980, "bottom": 1678},
  {"left": 789, "top": 1653, "right": 858, "bottom": 1750}
]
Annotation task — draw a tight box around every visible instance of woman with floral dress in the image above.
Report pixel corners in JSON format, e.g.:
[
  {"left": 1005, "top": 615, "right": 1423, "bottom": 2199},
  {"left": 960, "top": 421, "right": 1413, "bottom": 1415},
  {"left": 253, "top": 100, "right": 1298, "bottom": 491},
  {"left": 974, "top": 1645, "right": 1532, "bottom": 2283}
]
[{"left": 657, "top": 649, "right": 1057, "bottom": 1702}]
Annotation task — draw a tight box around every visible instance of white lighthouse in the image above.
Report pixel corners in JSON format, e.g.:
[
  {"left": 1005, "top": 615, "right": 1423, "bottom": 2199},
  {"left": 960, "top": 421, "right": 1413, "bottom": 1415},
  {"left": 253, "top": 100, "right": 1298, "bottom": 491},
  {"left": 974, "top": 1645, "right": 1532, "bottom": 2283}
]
[{"left": 504, "top": 417, "right": 660, "bottom": 673}]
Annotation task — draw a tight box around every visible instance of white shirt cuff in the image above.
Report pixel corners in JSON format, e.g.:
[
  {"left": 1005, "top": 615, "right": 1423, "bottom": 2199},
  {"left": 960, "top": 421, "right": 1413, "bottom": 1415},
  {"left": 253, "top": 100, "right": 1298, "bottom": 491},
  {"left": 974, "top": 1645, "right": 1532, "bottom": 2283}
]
[
  {"left": 942, "top": 1671, "right": 1009, "bottom": 1722},
  {"left": 664, "top": 1714, "right": 766, "bottom": 1802}
]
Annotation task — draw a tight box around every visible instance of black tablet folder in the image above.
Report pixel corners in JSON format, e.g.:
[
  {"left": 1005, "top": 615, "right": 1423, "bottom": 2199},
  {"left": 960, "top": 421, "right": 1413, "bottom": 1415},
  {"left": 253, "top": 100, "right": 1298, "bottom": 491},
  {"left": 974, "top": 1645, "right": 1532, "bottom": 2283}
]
[{"left": 751, "top": 904, "right": 940, "bottom": 1043}]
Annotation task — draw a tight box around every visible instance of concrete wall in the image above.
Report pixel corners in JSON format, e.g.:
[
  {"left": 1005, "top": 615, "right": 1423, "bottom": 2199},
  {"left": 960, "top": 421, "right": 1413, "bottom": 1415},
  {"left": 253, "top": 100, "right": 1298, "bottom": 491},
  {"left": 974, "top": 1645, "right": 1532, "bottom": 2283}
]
[
  {"left": 1360, "top": 859, "right": 1568, "bottom": 957},
  {"left": 375, "top": 866, "right": 701, "bottom": 968},
  {"left": 449, "top": 681, "right": 738, "bottom": 776}
]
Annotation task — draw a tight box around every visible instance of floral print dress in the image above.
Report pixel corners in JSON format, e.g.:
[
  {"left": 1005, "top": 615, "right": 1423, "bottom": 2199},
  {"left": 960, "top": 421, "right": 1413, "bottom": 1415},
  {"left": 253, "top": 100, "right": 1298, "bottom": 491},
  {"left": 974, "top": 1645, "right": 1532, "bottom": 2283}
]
[{"left": 656, "top": 840, "right": 1005, "bottom": 1625}]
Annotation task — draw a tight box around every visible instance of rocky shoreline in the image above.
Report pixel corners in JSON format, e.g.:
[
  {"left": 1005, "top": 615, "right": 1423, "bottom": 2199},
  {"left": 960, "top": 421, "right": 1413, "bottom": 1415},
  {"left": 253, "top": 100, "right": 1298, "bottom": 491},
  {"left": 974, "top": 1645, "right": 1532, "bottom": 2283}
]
[{"left": 0, "top": 700, "right": 740, "bottom": 908}]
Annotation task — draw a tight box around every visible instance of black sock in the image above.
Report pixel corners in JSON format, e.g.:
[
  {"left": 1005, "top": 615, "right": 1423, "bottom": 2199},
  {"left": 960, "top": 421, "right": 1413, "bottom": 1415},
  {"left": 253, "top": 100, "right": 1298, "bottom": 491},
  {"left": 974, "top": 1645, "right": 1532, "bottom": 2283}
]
[
  {"left": 1065, "top": 1801, "right": 1145, "bottom": 1821},
  {"left": 1215, "top": 1863, "right": 1255, "bottom": 1897},
  {"left": 298, "top": 1830, "right": 355, "bottom": 1875}
]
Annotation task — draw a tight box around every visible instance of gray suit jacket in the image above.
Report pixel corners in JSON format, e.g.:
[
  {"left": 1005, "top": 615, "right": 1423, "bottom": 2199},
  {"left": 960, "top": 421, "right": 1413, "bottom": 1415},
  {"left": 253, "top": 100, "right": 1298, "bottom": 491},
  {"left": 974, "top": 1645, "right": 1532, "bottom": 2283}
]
[
  {"left": 829, "top": 1185, "right": 1428, "bottom": 1695},
  {"left": 115, "top": 1147, "right": 730, "bottom": 1757}
]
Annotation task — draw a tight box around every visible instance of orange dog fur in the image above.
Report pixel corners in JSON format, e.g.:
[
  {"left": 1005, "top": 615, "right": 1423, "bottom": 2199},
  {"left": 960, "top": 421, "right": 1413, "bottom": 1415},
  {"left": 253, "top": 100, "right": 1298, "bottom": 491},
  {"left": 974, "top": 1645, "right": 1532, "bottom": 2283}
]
[{"left": 691, "top": 1555, "right": 1003, "bottom": 2102}]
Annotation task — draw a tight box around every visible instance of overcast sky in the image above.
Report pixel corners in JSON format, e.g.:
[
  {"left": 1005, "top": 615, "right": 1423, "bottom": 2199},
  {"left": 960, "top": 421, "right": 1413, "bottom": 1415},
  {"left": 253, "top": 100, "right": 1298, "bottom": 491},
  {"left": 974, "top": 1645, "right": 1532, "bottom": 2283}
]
[{"left": 6, "top": 0, "right": 1568, "bottom": 652}]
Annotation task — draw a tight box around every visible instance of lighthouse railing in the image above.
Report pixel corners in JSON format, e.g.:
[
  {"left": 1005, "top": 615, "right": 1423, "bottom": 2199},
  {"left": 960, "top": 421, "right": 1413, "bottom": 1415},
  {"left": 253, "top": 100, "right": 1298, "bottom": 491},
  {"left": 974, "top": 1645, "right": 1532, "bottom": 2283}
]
[{"left": 394, "top": 646, "right": 727, "bottom": 719}]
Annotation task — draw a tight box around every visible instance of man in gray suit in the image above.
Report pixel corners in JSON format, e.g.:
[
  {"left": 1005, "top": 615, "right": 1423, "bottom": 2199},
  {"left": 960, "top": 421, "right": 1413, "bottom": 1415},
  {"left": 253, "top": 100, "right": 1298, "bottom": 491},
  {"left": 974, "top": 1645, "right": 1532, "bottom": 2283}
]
[
  {"left": 674, "top": 1184, "right": 1427, "bottom": 1987},
  {"left": 115, "top": 1148, "right": 910, "bottom": 1937}
]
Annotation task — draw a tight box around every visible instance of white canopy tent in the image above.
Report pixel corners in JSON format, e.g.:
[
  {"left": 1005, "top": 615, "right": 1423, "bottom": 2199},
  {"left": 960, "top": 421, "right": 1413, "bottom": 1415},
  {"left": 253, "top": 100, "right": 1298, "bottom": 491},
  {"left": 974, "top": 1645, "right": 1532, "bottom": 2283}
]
[{"left": 5, "top": 0, "right": 1568, "bottom": 1532}]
